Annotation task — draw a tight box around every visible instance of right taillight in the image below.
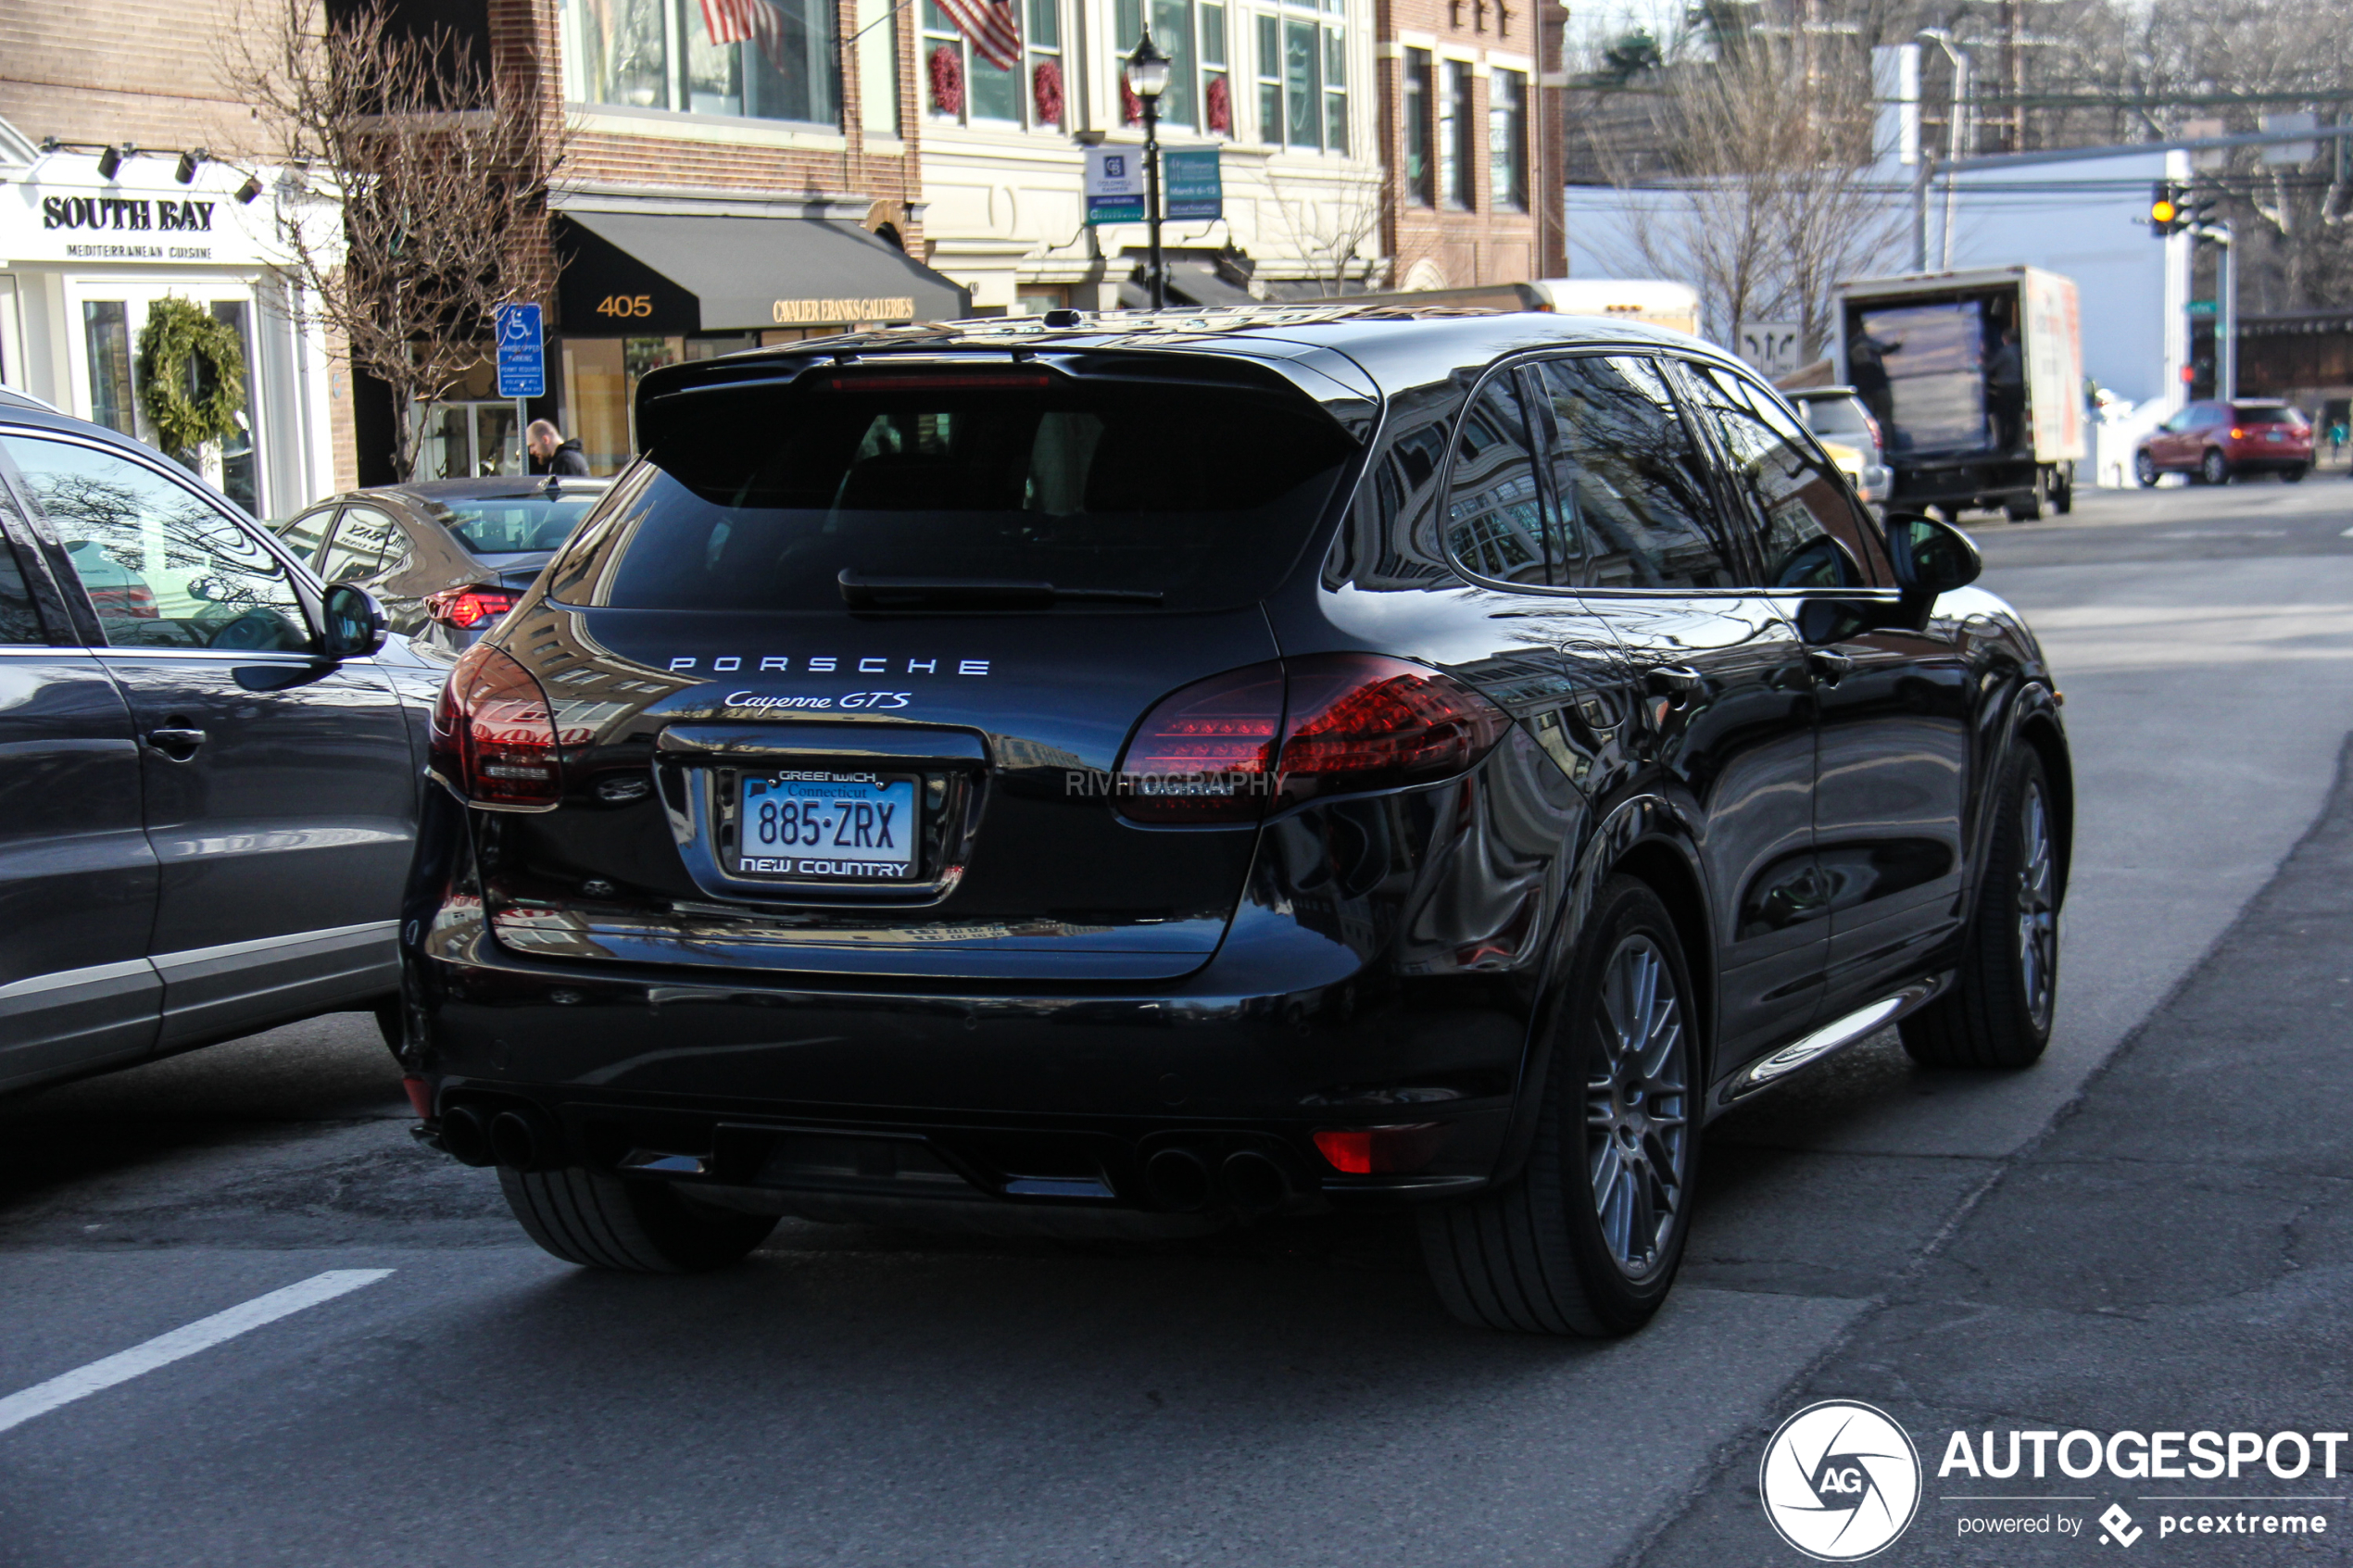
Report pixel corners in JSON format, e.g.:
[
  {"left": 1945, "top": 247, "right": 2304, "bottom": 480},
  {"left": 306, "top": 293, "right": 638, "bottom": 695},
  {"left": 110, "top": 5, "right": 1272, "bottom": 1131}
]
[
  {"left": 426, "top": 585, "right": 520, "bottom": 630},
  {"left": 1114, "top": 654, "right": 1505, "bottom": 824},
  {"left": 429, "top": 644, "right": 563, "bottom": 810}
]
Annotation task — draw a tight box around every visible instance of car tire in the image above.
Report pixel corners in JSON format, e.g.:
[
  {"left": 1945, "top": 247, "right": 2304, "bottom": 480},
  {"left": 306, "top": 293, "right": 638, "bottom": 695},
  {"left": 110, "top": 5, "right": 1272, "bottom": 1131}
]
[
  {"left": 2134, "top": 451, "right": 2158, "bottom": 488},
  {"left": 499, "top": 1166, "right": 778, "bottom": 1273},
  {"left": 2005, "top": 489, "right": 2043, "bottom": 522},
  {"left": 2200, "top": 448, "right": 2231, "bottom": 485},
  {"left": 1418, "top": 876, "right": 1700, "bottom": 1336},
  {"left": 2052, "top": 469, "right": 2073, "bottom": 514},
  {"left": 1899, "top": 749, "right": 2059, "bottom": 1071},
  {"left": 2284, "top": 465, "right": 2309, "bottom": 484}
]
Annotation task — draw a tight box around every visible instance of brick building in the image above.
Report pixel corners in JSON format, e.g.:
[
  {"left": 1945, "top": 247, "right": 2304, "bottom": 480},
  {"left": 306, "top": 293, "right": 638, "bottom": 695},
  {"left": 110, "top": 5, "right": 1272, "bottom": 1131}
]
[
  {"left": 1368, "top": 0, "right": 1564, "bottom": 293},
  {"left": 391, "top": 0, "right": 963, "bottom": 483},
  {"left": 0, "top": 0, "right": 346, "bottom": 510}
]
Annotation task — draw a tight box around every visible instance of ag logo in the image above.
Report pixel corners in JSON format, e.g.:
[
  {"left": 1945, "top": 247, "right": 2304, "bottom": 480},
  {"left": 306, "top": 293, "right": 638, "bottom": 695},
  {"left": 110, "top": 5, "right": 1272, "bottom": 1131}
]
[{"left": 1758, "top": 1400, "right": 1922, "bottom": 1561}]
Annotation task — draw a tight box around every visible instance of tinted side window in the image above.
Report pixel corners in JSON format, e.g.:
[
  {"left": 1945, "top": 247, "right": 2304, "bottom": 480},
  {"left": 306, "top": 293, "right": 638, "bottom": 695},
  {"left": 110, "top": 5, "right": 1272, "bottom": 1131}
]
[
  {"left": 319, "top": 504, "right": 409, "bottom": 583},
  {"left": 1677, "top": 363, "right": 1884, "bottom": 589},
  {"left": 1533, "top": 356, "right": 1737, "bottom": 591},
  {"left": 1, "top": 436, "right": 309, "bottom": 651},
  {"left": 1445, "top": 374, "right": 1554, "bottom": 586},
  {"left": 0, "top": 530, "right": 43, "bottom": 644},
  {"left": 280, "top": 506, "right": 336, "bottom": 564}
]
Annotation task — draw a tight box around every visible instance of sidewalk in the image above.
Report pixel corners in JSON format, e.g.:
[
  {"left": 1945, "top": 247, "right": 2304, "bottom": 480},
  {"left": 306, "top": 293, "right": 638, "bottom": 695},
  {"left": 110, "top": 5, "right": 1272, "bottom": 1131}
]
[{"left": 1631, "top": 741, "right": 2353, "bottom": 1564}]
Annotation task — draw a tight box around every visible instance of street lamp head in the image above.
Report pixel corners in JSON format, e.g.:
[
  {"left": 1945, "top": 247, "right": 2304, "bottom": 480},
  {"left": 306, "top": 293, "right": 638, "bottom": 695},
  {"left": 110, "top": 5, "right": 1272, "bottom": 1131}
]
[{"left": 1127, "top": 31, "right": 1172, "bottom": 100}]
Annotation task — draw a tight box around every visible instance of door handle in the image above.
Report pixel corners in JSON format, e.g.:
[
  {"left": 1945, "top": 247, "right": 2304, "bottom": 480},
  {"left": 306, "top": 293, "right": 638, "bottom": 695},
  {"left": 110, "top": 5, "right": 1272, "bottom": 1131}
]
[
  {"left": 1642, "top": 664, "right": 1704, "bottom": 705},
  {"left": 146, "top": 726, "right": 208, "bottom": 759},
  {"left": 1806, "top": 649, "right": 1856, "bottom": 684}
]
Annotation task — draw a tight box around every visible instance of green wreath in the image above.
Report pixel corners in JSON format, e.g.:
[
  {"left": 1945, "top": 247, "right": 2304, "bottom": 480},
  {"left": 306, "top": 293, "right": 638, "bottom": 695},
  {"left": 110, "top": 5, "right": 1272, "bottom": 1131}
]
[{"left": 136, "top": 296, "right": 246, "bottom": 460}]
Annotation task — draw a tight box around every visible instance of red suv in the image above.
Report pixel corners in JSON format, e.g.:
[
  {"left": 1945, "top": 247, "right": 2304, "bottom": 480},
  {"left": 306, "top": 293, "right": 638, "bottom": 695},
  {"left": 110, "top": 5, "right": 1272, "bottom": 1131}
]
[{"left": 2135, "top": 400, "right": 2312, "bottom": 485}]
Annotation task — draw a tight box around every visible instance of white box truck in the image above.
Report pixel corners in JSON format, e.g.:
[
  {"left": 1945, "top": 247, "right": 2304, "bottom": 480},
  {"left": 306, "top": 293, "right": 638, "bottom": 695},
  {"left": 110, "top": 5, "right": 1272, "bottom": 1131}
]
[{"left": 1833, "top": 266, "right": 2086, "bottom": 521}]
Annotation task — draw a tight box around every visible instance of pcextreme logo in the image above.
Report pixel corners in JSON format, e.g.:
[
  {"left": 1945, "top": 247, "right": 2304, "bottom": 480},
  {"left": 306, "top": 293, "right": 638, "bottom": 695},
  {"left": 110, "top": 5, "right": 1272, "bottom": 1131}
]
[{"left": 1759, "top": 1400, "right": 1924, "bottom": 1561}]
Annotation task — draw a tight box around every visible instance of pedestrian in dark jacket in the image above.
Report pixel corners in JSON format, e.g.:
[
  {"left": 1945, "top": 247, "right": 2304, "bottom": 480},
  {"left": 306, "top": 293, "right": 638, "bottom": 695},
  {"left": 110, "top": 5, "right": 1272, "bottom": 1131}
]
[{"left": 527, "top": 420, "right": 591, "bottom": 476}]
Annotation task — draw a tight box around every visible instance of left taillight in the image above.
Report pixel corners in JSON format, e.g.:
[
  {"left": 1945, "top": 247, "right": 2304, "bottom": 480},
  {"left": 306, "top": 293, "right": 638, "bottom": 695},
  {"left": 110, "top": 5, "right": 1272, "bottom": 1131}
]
[{"left": 430, "top": 644, "right": 563, "bottom": 810}]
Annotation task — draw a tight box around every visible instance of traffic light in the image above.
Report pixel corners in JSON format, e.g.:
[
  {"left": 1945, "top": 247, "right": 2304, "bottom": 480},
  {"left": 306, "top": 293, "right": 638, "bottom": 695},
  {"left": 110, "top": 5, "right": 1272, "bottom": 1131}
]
[{"left": 2150, "top": 181, "right": 2186, "bottom": 236}]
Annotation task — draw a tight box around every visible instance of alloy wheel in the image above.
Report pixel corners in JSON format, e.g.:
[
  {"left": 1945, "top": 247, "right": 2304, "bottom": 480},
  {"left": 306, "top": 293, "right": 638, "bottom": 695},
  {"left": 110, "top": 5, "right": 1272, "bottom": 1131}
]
[
  {"left": 2202, "top": 449, "right": 2229, "bottom": 485},
  {"left": 2016, "top": 780, "right": 2058, "bottom": 1032},
  {"left": 2134, "top": 451, "right": 2158, "bottom": 487},
  {"left": 1584, "top": 935, "right": 1692, "bottom": 1278}
]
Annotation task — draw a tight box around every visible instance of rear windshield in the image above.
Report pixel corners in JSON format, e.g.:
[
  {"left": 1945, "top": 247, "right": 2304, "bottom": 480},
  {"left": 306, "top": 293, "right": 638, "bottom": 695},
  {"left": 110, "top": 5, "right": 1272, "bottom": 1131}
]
[
  {"left": 567, "top": 378, "right": 1357, "bottom": 613},
  {"left": 1802, "top": 397, "right": 1873, "bottom": 436},
  {"left": 440, "top": 497, "right": 602, "bottom": 556},
  {"left": 2233, "top": 404, "right": 2307, "bottom": 427}
]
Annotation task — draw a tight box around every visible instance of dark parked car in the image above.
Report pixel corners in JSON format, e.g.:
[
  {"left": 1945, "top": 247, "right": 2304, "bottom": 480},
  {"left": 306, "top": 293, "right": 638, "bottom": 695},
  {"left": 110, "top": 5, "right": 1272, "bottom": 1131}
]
[
  {"left": 395, "top": 309, "right": 2072, "bottom": 1336},
  {"left": 2135, "top": 399, "right": 2312, "bottom": 485},
  {"left": 0, "top": 390, "right": 426, "bottom": 1094},
  {"left": 276, "top": 477, "right": 610, "bottom": 659}
]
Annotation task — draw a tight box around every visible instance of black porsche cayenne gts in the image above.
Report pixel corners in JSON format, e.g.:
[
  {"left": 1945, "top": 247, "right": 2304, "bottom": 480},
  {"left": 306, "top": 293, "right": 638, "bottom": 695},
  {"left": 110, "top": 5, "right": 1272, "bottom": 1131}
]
[{"left": 396, "top": 307, "right": 2070, "bottom": 1336}]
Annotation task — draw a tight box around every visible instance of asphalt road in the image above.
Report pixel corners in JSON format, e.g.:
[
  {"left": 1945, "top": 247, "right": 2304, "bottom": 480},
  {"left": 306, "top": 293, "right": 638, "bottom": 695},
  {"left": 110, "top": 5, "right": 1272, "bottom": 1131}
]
[{"left": 4, "top": 477, "right": 2351, "bottom": 1566}]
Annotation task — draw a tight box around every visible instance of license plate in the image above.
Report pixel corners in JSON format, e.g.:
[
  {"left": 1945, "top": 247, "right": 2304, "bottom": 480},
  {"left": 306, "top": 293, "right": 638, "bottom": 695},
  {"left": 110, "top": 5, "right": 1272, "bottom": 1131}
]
[
  {"left": 2266, "top": 431, "right": 2284, "bottom": 442},
  {"left": 736, "top": 772, "right": 917, "bottom": 879}
]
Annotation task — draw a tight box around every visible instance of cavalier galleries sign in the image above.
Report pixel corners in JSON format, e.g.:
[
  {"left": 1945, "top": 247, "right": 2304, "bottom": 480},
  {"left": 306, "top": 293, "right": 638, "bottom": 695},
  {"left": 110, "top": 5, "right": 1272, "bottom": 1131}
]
[{"left": 0, "top": 156, "right": 278, "bottom": 267}]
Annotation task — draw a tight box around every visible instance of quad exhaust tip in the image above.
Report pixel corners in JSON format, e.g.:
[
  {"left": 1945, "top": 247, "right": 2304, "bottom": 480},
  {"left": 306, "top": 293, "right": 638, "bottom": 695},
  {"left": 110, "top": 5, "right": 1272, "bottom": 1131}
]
[
  {"left": 1143, "top": 1147, "right": 1214, "bottom": 1211},
  {"left": 1142, "top": 1145, "right": 1294, "bottom": 1213},
  {"left": 436, "top": 1103, "right": 559, "bottom": 1171}
]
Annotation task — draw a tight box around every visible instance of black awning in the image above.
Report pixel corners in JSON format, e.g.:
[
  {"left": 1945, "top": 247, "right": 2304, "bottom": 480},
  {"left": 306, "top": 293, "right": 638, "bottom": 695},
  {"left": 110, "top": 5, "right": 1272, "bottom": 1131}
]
[{"left": 555, "top": 210, "right": 969, "bottom": 335}]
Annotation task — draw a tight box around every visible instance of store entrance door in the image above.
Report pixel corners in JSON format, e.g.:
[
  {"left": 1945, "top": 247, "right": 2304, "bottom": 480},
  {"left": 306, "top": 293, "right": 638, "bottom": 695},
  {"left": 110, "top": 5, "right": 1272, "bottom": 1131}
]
[{"left": 65, "top": 281, "right": 267, "bottom": 516}]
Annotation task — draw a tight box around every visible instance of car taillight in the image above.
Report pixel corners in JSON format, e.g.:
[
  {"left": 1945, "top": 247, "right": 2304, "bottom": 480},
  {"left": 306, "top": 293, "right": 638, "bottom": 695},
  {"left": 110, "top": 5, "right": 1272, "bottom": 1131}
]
[
  {"left": 1114, "top": 654, "right": 1507, "bottom": 825},
  {"left": 426, "top": 586, "right": 519, "bottom": 629},
  {"left": 1114, "top": 661, "right": 1285, "bottom": 823},
  {"left": 1313, "top": 1123, "right": 1452, "bottom": 1174},
  {"left": 429, "top": 644, "right": 563, "bottom": 810},
  {"left": 1276, "top": 653, "right": 1510, "bottom": 806}
]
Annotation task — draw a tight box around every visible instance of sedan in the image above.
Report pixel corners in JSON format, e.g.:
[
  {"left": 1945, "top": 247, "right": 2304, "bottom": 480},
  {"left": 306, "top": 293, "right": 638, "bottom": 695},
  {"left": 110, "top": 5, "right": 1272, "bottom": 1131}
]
[{"left": 277, "top": 476, "right": 610, "bottom": 659}]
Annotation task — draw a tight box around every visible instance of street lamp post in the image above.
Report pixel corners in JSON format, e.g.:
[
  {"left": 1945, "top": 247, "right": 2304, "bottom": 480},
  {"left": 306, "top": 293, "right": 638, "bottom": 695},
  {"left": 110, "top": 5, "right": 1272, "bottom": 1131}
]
[{"left": 1127, "top": 31, "right": 1171, "bottom": 308}]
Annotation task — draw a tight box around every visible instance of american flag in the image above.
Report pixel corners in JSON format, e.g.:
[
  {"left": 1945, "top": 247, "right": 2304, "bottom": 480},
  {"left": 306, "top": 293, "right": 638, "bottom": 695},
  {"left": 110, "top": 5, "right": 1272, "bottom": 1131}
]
[
  {"left": 700, "top": 0, "right": 794, "bottom": 76},
  {"left": 936, "top": 0, "right": 1022, "bottom": 70}
]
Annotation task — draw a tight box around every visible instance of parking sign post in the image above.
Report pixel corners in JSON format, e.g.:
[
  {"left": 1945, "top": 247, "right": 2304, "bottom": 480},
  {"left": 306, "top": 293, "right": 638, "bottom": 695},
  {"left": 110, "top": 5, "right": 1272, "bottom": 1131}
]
[{"left": 495, "top": 302, "right": 545, "bottom": 475}]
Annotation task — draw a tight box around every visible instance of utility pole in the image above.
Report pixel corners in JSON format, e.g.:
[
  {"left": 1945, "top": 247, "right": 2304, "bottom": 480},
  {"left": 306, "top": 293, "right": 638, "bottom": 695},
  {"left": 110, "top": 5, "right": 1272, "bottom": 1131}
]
[{"left": 2202, "top": 220, "right": 2236, "bottom": 401}]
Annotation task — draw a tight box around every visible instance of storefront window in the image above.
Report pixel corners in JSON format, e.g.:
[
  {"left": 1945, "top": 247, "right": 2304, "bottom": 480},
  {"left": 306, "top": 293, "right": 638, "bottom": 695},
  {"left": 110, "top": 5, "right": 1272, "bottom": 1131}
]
[
  {"left": 209, "top": 302, "right": 260, "bottom": 514},
  {"left": 562, "top": 335, "right": 757, "bottom": 474},
  {"left": 1116, "top": 0, "right": 1203, "bottom": 130},
  {"left": 417, "top": 402, "right": 523, "bottom": 480},
  {"left": 564, "top": 0, "right": 839, "bottom": 126},
  {"left": 82, "top": 302, "right": 135, "bottom": 439}
]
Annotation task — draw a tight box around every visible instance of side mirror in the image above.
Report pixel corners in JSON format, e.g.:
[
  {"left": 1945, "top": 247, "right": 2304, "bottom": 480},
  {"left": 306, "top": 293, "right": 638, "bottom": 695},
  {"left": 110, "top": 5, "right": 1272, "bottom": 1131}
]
[
  {"left": 1884, "top": 514, "right": 1982, "bottom": 599},
  {"left": 321, "top": 582, "right": 390, "bottom": 660}
]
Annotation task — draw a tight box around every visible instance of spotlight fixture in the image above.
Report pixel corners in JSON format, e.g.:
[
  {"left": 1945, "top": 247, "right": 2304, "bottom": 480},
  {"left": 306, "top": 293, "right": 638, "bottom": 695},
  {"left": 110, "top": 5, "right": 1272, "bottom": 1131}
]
[
  {"left": 235, "top": 174, "right": 263, "bottom": 205},
  {"left": 96, "top": 143, "right": 125, "bottom": 180},
  {"left": 175, "top": 147, "right": 206, "bottom": 184}
]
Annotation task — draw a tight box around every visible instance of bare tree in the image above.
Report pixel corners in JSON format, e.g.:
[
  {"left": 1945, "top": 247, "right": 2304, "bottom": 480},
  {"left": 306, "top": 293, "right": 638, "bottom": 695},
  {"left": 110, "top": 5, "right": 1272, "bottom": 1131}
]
[
  {"left": 226, "top": 0, "right": 565, "bottom": 479},
  {"left": 1265, "top": 167, "right": 1390, "bottom": 296},
  {"left": 1579, "top": 38, "right": 1906, "bottom": 357}
]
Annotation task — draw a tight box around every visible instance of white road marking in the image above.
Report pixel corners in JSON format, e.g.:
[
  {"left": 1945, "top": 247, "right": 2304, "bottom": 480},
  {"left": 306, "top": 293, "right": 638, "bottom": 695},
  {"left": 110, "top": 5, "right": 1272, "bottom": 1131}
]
[
  {"left": 2340, "top": 525, "right": 2353, "bottom": 537},
  {"left": 0, "top": 1269, "right": 392, "bottom": 1435}
]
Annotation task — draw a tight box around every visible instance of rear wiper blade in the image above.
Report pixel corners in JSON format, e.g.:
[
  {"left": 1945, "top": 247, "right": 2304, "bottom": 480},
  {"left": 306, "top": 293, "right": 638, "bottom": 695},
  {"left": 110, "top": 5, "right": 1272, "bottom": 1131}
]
[{"left": 837, "top": 571, "right": 1164, "bottom": 608}]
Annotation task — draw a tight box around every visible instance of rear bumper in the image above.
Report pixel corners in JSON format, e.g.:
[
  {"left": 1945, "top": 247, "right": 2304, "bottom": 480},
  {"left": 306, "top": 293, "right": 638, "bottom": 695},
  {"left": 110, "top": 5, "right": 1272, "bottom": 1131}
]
[{"left": 406, "top": 922, "right": 1526, "bottom": 1218}]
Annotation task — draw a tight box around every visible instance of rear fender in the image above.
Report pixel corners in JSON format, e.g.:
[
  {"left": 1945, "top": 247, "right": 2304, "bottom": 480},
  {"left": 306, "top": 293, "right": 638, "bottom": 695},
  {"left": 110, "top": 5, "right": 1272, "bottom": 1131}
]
[{"left": 1488, "top": 797, "right": 1714, "bottom": 1189}]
